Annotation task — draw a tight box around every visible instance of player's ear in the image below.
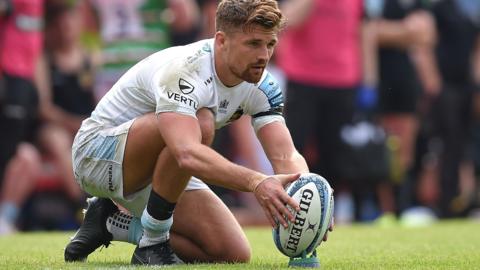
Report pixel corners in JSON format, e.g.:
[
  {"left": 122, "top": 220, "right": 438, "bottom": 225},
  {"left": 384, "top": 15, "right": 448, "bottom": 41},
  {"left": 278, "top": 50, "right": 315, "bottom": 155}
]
[{"left": 215, "top": 31, "right": 227, "bottom": 49}]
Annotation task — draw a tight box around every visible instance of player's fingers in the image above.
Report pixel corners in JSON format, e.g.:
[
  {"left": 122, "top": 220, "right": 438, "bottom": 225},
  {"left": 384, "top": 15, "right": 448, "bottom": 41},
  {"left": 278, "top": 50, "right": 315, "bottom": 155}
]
[
  {"left": 329, "top": 216, "right": 334, "bottom": 231},
  {"left": 323, "top": 214, "right": 334, "bottom": 241},
  {"left": 323, "top": 231, "right": 329, "bottom": 242},
  {"left": 273, "top": 196, "right": 295, "bottom": 222},
  {"left": 268, "top": 203, "right": 289, "bottom": 228},
  {"left": 281, "top": 191, "right": 300, "bottom": 212}
]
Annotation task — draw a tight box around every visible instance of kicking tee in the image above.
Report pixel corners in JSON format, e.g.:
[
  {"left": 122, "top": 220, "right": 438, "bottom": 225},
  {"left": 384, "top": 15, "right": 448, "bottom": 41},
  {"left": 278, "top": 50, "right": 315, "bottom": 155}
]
[{"left": 77, "top": 39, "right": 284, "bottom": 142}]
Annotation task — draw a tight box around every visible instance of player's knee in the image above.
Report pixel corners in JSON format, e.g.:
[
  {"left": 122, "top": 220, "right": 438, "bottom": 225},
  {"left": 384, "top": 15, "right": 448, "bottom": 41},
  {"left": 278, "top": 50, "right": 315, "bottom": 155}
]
[
  {"left": 226, "top": 243, "right": 251, "bottom": 263},
  {"left": 206, "top": 238, "right": 251, "bottom": 263},
  {"left": 196, "top": 108, "right": 215, "bottom": 146}
]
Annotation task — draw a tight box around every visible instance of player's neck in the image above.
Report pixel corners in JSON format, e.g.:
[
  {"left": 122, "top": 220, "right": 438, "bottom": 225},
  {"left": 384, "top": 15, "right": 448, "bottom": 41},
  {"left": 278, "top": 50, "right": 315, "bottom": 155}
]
[{"left": 214, "top": 46, "right": 243, "bottom": 88}]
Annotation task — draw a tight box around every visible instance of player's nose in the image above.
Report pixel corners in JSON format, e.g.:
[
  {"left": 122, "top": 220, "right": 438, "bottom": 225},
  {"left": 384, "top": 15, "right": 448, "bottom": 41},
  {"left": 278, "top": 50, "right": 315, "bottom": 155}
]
[{"left": 257, "top": 45, "right": 269, "bottom": 61}]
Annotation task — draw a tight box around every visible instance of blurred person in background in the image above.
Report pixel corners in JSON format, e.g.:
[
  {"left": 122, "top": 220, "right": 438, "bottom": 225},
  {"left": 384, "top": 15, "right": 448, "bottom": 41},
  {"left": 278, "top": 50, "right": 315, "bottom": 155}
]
[
  {"left": 169, "top": 0, "right": 202, "bottom": 45},
  {"left": 196, "top": 0, "right": 217, "bottom": 40},
  {"left": 80, "top": 0, "right": 200, "bottom": 101},
  {"left": 0, "top": 0, "right": 44, "bottom": 187},
  {"left": 372, "top": 0, "right": 438, "bottom": 222},
  {"left": 276, "top": 0, "right": 381, "bottom": 224},
  {"left": 413, "top": 0, "right": 480, "bottom": 218},
  {"left": 0, "top": 0, "right": 96, "bottom": 234}
]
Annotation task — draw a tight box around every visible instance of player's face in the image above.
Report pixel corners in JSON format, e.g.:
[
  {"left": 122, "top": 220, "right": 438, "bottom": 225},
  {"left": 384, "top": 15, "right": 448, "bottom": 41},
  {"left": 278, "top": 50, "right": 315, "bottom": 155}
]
[{"left": 220, "top": 25, "right": 278, "bottom": 84}]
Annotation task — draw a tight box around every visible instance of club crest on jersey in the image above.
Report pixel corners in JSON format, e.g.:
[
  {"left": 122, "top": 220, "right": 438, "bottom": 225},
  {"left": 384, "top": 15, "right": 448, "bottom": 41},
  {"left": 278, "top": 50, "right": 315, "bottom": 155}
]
[
  {"left": 179, "top": 78, "right": 195, "bottom": 94},
  {"left": 219, "top": 99, "right": 229, "bottom": 113},
  {"left": 220, "top": 100, "right": 229, "bottom": 109}
]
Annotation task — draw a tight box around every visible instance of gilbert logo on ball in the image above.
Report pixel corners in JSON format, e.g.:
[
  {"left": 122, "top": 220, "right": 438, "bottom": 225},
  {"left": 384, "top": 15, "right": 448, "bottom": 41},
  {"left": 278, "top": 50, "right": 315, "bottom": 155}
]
[{"left": 273, "top": 173, "right": 334, "bottom": 258}]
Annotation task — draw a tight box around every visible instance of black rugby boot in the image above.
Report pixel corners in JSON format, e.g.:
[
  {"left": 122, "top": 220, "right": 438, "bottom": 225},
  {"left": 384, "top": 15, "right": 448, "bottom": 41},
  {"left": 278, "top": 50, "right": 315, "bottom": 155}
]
[
  {"left": 131, "top": 240, "right": 183, "bottom": 265},
  {"left": 64, "top": 197, "right": 117, "bottom": 262}
]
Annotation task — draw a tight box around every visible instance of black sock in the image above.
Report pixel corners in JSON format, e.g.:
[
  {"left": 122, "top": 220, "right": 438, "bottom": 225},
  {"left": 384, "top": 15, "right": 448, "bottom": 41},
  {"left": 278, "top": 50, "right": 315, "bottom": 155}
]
[{"left": 147, "top": 189, "right": 176, "bottom": 220}]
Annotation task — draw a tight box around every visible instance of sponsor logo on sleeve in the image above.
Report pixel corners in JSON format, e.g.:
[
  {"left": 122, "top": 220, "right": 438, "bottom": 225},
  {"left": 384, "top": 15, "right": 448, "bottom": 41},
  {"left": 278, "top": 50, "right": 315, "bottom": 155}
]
[
  {"left": 166, "top": 91, "right": 198, "bottom": 110},
  {"left": 258, "top": 73, "right": 283, "bottom": 108},
  {"left": 179, "top": 78, "right": 195, "bottom": 94}
]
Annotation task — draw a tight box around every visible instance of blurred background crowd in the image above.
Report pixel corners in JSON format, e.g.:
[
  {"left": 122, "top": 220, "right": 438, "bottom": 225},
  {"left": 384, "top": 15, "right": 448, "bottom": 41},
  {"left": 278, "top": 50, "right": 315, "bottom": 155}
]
[{"left": 0, "top": 0, "right": 480, "bottom": 235}]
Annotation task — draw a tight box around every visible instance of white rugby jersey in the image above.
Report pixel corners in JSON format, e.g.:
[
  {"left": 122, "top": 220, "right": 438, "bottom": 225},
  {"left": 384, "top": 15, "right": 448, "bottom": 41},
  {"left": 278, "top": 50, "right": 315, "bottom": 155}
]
[{"left": 78, "top": 39, "right": 284, "bottom": 140}]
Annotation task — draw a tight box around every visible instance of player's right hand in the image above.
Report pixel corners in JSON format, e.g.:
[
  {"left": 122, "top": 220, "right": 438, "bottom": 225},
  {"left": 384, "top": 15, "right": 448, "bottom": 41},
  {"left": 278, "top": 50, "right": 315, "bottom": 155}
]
[{"left": 253, "top": 174, "right": 300, "bottom": 228}]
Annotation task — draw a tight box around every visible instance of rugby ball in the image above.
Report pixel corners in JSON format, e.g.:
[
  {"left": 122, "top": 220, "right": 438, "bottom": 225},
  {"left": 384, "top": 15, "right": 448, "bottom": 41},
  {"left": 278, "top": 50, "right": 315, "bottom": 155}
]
[{"left": 273, "top": 173, "right": 334, "bottom": 258}]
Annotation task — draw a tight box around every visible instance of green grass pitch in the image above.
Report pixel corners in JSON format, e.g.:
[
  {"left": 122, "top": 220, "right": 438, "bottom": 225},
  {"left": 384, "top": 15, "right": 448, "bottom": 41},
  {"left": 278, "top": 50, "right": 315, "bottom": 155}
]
[{"left": 0, "top": 220, "right": 479, "bottom": 269}]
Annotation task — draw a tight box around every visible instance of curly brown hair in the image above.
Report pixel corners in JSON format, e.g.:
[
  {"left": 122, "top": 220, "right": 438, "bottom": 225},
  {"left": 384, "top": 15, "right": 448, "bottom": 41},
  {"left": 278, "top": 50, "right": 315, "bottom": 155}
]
[{"left": 215, "top": 0, "right": 285, "bottom": 34}]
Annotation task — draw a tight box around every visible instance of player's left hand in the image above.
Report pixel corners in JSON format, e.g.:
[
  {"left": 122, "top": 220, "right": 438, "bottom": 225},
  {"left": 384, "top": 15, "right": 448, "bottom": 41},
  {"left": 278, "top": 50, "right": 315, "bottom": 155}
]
[{"left": 253, "top": 174, "right": 300, "bottom": 229}]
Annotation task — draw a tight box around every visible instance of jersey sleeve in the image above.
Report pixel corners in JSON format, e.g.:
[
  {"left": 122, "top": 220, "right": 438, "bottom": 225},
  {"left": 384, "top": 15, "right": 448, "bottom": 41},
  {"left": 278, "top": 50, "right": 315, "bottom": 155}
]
[
  {"left": 247, "top": 72, "right": 286, "bottom": 132},
  {"left": 151, "top": 66, "right": 210, "bottom": 118}
]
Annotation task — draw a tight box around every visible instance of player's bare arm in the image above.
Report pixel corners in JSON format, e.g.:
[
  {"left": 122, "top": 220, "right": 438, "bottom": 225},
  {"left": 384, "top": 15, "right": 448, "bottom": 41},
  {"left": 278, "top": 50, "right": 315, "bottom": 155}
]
[
  {"left": 257, "top": 121, "right": 309, "bottom": 174},
  {"left": 157, "top": 112, "right": 299, "bottom": 227}
]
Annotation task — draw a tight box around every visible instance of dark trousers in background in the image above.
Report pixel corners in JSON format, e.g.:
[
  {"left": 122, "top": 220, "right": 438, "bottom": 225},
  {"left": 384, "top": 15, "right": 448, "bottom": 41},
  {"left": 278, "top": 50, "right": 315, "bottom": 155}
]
[
  {"left": 432, "top": 84, "right": 473, "bottom": 217},
  {"left": 284, "top": 80, "right": 356, "bottom": 189},
  {"left": 0, "top": 73, "right": 39, "bottom": 185}
]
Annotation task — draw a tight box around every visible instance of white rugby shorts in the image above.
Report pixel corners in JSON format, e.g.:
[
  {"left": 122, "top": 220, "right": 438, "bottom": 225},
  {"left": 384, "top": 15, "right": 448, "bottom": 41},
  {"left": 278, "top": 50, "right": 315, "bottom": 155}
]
[{"left": 72, "top": 118, "right": 209, "bottom": 217}]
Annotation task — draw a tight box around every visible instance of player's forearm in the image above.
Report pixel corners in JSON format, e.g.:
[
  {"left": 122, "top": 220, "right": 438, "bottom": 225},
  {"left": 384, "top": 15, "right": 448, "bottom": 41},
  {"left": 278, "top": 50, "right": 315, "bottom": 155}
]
[
  {"left": 176, "top": 143, "right": 267, "bottom": 192},
  {"left": 257, "top": 121, "right": 309, "bottom": 174},
  {"left": 269, "top": 150, "right": 309, "bottom": 175}
]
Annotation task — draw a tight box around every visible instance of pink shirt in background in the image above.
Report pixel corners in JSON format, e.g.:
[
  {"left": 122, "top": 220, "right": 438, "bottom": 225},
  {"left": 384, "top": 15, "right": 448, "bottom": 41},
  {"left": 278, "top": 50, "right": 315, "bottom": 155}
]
[
  {"left": 276, "top": 0, "right": 363, "bottom": 88},
  {"left": 0, "top": 0, "right": 43, "bottom": 80}
]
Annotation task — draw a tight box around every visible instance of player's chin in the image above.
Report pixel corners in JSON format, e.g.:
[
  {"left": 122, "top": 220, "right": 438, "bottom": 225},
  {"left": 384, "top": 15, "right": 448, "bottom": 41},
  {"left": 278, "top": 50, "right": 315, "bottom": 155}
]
[{"left": 243, "top": 70, "right": 264, "bottom": 83}]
